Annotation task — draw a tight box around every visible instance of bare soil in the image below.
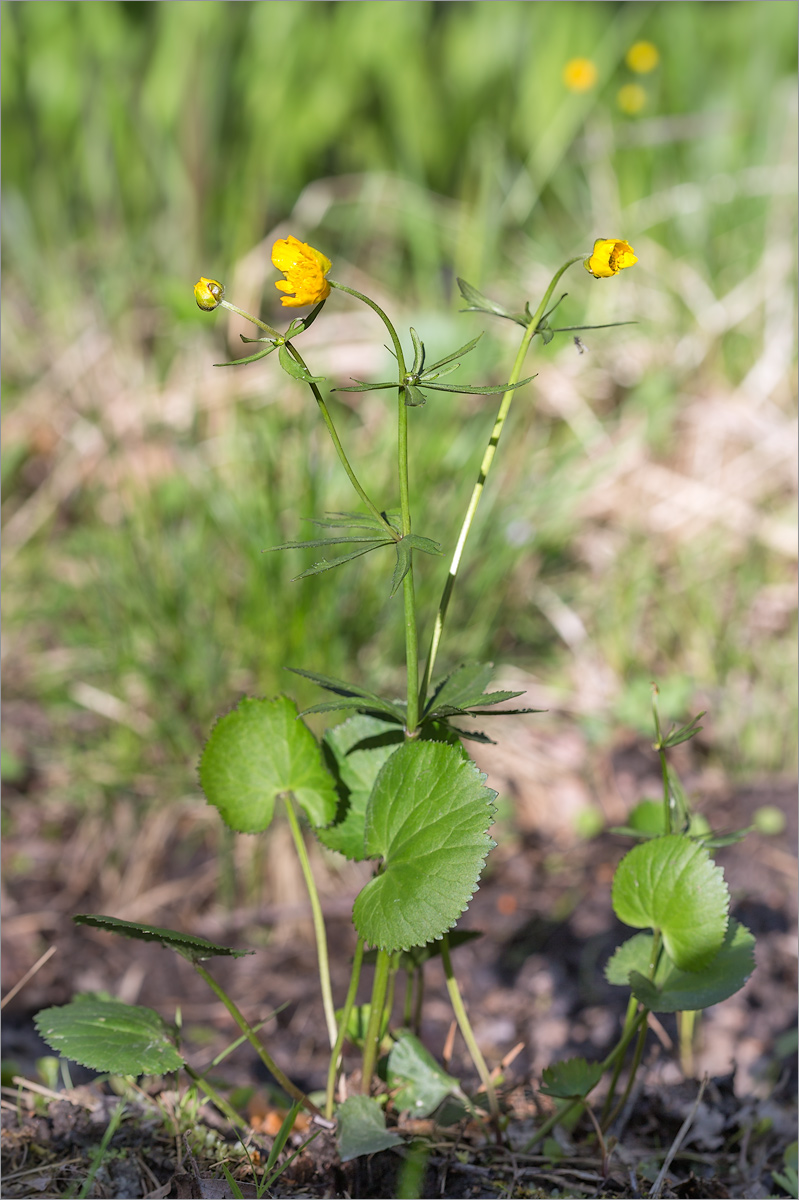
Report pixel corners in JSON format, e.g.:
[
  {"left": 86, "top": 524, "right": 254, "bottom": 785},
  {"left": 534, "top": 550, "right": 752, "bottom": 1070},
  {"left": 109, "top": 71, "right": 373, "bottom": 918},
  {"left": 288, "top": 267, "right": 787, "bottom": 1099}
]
[{"left": 2, "top": 712, "right": 796, "bottom": 1199}]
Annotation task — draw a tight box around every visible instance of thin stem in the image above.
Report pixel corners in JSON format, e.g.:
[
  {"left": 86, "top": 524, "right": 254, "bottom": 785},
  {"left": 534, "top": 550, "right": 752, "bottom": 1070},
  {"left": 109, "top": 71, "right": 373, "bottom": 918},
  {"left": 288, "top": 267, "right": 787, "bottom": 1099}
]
[
  {"left": 398, "top": 391, "right": 420, "bottom": 731},
  {"left": 440, "top": 935, "right": 499, "bottom": 1125},
  {"left": 219, "top": 298, "right": 280, "bottom": 338},
  {"left": 282, "top": 795, "right": 337, "bottom": 1049},
  {"left": 184, "top": 1063, "right": 248, "bottom": 1130},
  {"left": 329, "top": 279, "right": 420, "bottom": 732},
  {"left": 328, "top": 281, "right": 407, "bottom": 374},
  {"left": 192, "top": 962, "right": 322, "bottom": 1118},
  {"left": 600, "top": 993, "right": 639, "bottom": 1123},
  {"left": 419, "top": 256, "right": 582, "bottom": 710},
  {"left": 284, "top": 342, "right": 396, "bottom": 537},
  {"left": 325, "top": 937, "right": 364, "bottom": 1119},
  {"left": 602, "top": 1013, "right": 648, "bottom": 1131},
  {"left": 524, "top": 1005, "right": 649, "bottom": 1151},
  {"left": 361, "top": 948, "right": 391, "bottom": 1093}
]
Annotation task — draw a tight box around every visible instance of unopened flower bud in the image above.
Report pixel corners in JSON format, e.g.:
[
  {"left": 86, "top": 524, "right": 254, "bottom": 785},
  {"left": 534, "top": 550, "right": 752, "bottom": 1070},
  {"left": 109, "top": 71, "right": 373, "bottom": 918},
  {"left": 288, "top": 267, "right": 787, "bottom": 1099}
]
[{"left": 194, "top": 277, "right": 225, "bottom": 311}]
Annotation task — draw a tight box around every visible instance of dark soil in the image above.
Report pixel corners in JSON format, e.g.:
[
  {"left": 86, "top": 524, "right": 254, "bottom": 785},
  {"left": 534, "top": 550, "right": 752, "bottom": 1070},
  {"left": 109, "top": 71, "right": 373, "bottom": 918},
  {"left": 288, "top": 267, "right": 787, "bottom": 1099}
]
[{"left": 2, "top": 713, "right": 796, "bottom": 1199}]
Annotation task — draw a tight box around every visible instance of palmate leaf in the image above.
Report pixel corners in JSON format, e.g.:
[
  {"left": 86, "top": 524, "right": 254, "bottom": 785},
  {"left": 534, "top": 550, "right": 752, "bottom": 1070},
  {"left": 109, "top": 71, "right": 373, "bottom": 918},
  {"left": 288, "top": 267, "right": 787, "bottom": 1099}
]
[
  {"left": 35, "top": 997, "right": 185, "bottom": 1077},
  {"left": 73, "top": 915, "right": 253, "bottom": 963},
  {"left": 288, "top": 668, "right": 406, "bottom": 724},
  {"left": 390, "top": 533, "right": 443, "bottom": 597},
  {"left": 352, "top": 740, "right": 496, "bottom": 952},
  {"left": 605, "top": 921, "right": 756, "bottom": 1012},
  {"left": 457, "top": 277, "right": 529, "bottom": 327},
  {"left": 199, "top": 695, "right": 338, "bottom": 833},
  {"left": 292, "top": 541, "right": 395, "bottom": 579},
  {"left": 612, "top": 835, "right": 729, "bottom": 972},
  {"left": 423, "top": 662, "right": 527, "bottom": 719},
  {"left": 307, "top": 510, "right": 401, "bottom": 534},
  {"left": 319, "top": 715, "right": 404, "bottom": 860}
]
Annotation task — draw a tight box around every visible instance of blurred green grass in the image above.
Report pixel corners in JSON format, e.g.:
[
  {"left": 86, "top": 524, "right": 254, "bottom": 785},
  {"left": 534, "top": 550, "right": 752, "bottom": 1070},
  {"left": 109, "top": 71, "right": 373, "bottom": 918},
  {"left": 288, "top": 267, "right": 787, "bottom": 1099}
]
[{"left": 2, "top": 0, "right": 797, "bottom": 819}]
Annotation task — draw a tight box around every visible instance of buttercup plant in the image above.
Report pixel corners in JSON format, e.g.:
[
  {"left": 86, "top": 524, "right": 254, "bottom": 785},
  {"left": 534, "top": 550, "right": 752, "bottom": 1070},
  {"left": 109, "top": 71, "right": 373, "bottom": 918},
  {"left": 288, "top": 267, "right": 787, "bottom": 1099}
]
[{"left": 36, "top": 235, "right": 756, "bottom": 1173}]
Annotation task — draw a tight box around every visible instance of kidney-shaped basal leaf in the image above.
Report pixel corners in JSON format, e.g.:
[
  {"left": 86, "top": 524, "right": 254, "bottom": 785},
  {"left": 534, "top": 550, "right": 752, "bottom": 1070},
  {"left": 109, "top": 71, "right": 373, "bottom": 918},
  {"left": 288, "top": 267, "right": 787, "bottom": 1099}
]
[
  {"left": 387, "top": 1032, "right": 464, "bottom": 1117},
  {"left": 352, "top": 740, "right": 496, "bottom": 952},
  {"left": 337, "top": 1095, "right": 401, "bottom": 1162},
  {"left": 73, "top": 915, "right": 253, "bottom": 964},
  {"left": 199, "top": 696, "right": 338, "bottom": 833},
  {"left": 319, "top": 715, "right": 404, "bottom": 860},
  {"left": 607, "top": 921, "right": 756, "bottom": 1013},
  {"left": 35, "top": 997, "right": 184, "bottom": 1077},
  {"left": 612, "top": 835, "right": 729, "bottom": 972}
]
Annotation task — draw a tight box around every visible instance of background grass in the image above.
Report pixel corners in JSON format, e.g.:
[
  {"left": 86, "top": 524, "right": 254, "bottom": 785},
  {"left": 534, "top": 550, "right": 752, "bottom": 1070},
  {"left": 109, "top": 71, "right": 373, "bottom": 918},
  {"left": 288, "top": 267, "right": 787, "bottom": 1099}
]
[{"left": 2, "top": 1, "right": 797, "bottom": 835}]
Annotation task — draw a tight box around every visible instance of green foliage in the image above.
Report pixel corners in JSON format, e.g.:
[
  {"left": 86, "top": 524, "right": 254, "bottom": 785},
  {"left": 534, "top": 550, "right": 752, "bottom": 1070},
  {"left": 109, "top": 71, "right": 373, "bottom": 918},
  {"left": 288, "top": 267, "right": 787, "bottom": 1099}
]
[
  {"left": 336, "top": 1095, "right": 401, "bottom": 1162},
  {"left": 539, "top": 1057, "right": 604, "bottom": 1101},
  {"left": 320, "top": 714, "right": 403, "bottom": 860},
  {"left": 35, "top": 997, "right": 184, "bottom": 1077},
  {"left": 387, "top": 1032, "right": 465, "bottom": 1117},
  {"left": 199, "top": 695, "right": 338, "bottom": 832},
  {"left": 605, "top": 921, "right": 756, "bottom": 1013},
  {"left": 611, "top": 835, "right": 729, "bottom": 971},
  {"left": 72, "top": 914, "right": 253, "bottom": 963},
  {"left": 352, "top": 740, "right": 496, "bottom": 951}
]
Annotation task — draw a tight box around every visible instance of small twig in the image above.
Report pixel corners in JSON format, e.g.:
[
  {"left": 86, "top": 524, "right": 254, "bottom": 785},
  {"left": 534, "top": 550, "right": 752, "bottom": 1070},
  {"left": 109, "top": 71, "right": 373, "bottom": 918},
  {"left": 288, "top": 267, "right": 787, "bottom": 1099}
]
[
  {"left": 1, "top": 946, "right": 57, "bottom": 1009},
  {"left": 648, "top": 1074, "right": 708, "bottom": 1198}
]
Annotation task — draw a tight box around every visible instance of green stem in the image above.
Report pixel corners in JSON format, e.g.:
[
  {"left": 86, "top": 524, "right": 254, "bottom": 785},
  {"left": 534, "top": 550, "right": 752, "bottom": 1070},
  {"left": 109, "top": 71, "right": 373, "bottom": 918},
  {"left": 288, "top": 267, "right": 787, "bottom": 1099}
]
[
  {"left": 398, "top": 391, "right": 420, "bottom": 731},
  {"left": 524, "top": 1004, "right": 648, "bottom": 1151},
  {"left": 600, "top": 993, "right": 638, "bottom": 1123},
  {"left": 219, "top": 298, "right": 280, "bottom": 338},
  {"left": 419, "top": 256, "right": 582, "bottom": 710},
  {"left": 440, "top": 935, "right": 499, "bottom": 1125},
  {"left": 325, "top": 937, "right": 364, "bottom": 1119},
  {"left": 184, "top": 1064, "right": 248, "bottom": 1130},
  {"left": 361, "top": 948, "right": 391, "bottom": 1093},
  {"left": 282, "top": 794, "right": 338, "bottom": 1049},
  {"left": 192, "top": 962, "right": 322, "bottom": 1118},
  {"left": 284, "top": 342, "right": 396, "bottom": 538},
  {"left": 329, "top": 279, "right": 420, "bottom": 732},
  {"left": 602, "top": 1011, "right": 648, "bottom": 1131}
]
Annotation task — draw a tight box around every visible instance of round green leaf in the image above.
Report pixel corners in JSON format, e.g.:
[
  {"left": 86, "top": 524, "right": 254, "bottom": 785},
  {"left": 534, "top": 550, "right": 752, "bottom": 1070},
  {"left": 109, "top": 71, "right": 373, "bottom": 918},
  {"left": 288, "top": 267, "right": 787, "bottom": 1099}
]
[
  {"left": 199, "top": 696, "right": 338, "bottom": 833},
  {"left": 35, "top": 998, "right": 184, "bottom": 1077},
  {"left": 352, "top": 740, "right": 496, "bottom": 952},
  {"left": 337, "top": 1095, "right": 401, "bottom": 1162},
  {"left": 612, "top": 835, "right": 729, "bottom": 971},
  {"left": 319, "top": 715, "right": 403, "bottom": 859},
  {"left": 606, "top": 921, "right": 755, "bottom": 1012}
]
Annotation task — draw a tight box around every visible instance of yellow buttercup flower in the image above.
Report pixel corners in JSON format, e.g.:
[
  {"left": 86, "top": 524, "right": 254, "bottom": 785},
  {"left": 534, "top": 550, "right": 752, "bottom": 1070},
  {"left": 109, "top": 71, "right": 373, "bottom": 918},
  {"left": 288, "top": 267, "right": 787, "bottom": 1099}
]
[
  {"left": 562, "top": 57, "right": 598, "bottom": 93},
  {"left": 272, "top": 235, "right": 332, "bottom": 308},
  {"left": 194, "top": 277, "right": 225, "bottom": 310},
  {"left": 617, "top": 84, "right": 647, "bottom": 115},
  {"left": 583, "top": 238, "right": 638, "bottom": 278},
  {"left": 626, "top": 41, "right": 659, "bottom": 74}
]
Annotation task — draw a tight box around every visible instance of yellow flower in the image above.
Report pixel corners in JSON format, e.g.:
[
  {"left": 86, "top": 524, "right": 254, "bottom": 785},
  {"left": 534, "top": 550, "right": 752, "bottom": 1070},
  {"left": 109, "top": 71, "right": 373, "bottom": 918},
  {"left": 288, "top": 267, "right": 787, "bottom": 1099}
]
[
  {"left": 272, "top": 235, "right": 332, "bottom": 307},
  {"left": 626, "top": 41, "right": 659, "bottom": 74},
  {"left": 617, "top": 84, "right": 647, "bottom": 115},
  {"left": 583, "top": 238, "right": 638, "bottom": 278},
  {"left": 562, "top": 57, "right": 598, "bottom": 93},
  {"left": 194, "top": 277, "right": 225, "bottom": 310}
]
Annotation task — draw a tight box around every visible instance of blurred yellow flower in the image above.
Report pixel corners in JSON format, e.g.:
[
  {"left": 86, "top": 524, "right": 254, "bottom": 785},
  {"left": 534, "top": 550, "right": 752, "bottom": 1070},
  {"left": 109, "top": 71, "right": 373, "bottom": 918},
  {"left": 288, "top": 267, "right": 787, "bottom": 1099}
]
[
  {"left": 626, "top": 41, "right": 659, "bottom": 73},
  {"left": 194, "top": 277, "right": 225, "bottom": 311},
  {"left": 617, "top": 84, "right": 647, "bottom": 115},
  {"left": 272, "top": 235, "right": 332, "bottom": 307},
  {"left": 562, "top": 57, "right": 598, "bottom": 92},
  {"left": 583, "top": 238, "right": 637, "bottom": 278}
]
